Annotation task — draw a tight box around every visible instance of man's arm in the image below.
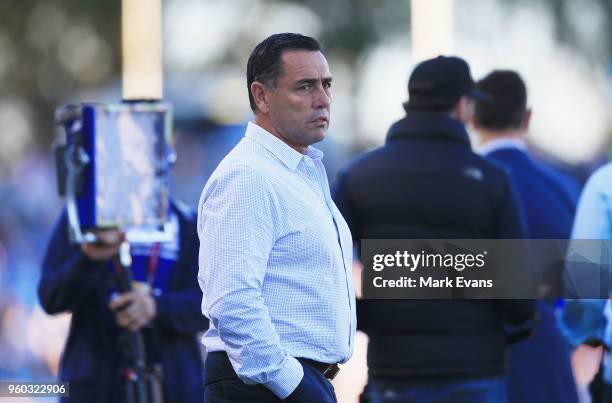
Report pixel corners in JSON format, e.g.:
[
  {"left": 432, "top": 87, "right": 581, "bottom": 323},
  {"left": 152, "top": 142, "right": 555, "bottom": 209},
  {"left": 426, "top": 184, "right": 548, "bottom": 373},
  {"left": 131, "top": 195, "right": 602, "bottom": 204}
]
[
  {"left": 109, "top": 210, "right": 207, "bottom": 334},
  {"left": 559, "top": 168, "right": 611, "bottom": 343},
  {"left": 571, "top": 168, "right": 611, "bottom": 239},
  {"left": 38, "top": 211, "right": 115, "bottom": 314},
  {"left": 198, "top": 165, "right": 303, "bottom": 399}
]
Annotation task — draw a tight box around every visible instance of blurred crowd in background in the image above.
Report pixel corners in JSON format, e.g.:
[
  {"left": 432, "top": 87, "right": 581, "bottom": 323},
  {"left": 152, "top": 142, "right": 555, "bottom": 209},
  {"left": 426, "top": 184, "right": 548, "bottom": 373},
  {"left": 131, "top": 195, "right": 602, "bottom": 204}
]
[{"left": 1, "top": 0, "right": 612, "bottom": 402}]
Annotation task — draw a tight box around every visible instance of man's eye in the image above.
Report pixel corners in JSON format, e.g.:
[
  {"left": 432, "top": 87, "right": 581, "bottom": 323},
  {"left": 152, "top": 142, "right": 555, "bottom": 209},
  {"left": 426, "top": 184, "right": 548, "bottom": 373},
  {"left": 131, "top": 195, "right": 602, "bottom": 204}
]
[
  {"left": 323, "top": 82, "right": 332, "bottom": 89},
  {"left": 298, "top": 84, "right": 311, "bottom": 90}
]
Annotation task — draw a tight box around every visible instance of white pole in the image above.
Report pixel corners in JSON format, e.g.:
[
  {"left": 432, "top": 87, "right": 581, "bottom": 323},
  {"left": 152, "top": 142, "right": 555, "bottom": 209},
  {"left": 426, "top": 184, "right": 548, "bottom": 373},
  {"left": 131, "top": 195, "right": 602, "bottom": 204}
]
[
  {"left": 411, "top": 0, "right": 454, "bottom": 63},
  {"left": 122, "top": 0, "right": 163, "bottom": 100}
]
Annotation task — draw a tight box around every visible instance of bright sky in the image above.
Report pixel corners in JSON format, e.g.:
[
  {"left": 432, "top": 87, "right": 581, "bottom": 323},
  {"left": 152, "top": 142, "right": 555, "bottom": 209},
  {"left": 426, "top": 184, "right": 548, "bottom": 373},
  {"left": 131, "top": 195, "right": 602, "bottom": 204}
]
[{"left": 160, "top": 0, "right": 611, "bottom": 163}]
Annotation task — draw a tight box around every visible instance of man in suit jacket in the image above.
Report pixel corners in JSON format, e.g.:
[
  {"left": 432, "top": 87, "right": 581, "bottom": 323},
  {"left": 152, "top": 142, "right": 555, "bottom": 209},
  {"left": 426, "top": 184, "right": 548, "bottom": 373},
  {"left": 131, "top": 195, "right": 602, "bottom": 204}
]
[{"left": 472, "top": 69, "right": 580, "bottom": 403}]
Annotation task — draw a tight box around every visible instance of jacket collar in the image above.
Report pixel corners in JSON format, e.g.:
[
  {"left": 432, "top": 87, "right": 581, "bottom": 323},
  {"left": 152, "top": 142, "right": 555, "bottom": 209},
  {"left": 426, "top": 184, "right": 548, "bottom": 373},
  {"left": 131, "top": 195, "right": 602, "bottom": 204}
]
[
  {"left": 385, "top": 111, "right": 471, "bottom": 147},
  {"left": 477, "top": 137, "right": 527, "bottom": 156}
]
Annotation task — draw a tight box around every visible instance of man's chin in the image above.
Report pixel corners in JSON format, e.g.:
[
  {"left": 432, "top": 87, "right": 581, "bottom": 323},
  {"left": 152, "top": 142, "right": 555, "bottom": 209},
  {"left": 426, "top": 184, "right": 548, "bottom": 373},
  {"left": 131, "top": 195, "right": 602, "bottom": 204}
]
[{"left": 307, "top": 128, "right": 327, "bottom": 145}]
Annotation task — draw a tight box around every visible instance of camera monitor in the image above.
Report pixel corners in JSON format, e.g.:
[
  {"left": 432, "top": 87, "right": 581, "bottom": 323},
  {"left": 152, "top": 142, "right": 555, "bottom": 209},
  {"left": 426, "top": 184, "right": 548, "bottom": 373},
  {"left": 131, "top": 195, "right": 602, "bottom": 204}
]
[{"left": 56, "top": 101, "right": 173, "bottom": 243}]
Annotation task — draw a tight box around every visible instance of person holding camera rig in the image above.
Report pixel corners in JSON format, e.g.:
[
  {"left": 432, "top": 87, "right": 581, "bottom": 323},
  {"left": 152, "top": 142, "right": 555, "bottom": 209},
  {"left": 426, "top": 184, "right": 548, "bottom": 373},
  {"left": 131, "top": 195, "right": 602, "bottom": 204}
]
[{"left": 38, "top": 199, "right": 208, "bottom": 403}]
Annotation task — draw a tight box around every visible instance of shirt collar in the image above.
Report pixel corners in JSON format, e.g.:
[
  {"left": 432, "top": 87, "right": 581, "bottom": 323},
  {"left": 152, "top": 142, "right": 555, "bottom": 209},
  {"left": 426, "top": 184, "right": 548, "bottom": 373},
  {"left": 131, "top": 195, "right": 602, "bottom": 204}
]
[
  {"left": 477, "top": 137, "right": 526, "bottom": 156},
  {"left": 245, "top": 122, "right": 324, "bottom": 171}
]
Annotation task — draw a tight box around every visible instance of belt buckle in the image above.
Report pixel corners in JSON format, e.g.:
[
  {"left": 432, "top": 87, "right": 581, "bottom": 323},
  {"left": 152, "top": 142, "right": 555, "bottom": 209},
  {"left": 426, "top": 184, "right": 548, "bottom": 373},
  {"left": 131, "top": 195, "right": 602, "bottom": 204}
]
[{"left": 323, "top": 364, "right": 340, "bottom": 380}]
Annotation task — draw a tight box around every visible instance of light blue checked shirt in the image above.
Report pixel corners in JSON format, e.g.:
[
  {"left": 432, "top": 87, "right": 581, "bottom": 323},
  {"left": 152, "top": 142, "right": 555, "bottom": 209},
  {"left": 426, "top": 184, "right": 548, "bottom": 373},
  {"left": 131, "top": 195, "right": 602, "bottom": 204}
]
[
  {"left": 197, "top": 122, "right": 356, "bottom": 398},
  {"left": 567, "top": 162, "right": 612, "bottom": 382}
]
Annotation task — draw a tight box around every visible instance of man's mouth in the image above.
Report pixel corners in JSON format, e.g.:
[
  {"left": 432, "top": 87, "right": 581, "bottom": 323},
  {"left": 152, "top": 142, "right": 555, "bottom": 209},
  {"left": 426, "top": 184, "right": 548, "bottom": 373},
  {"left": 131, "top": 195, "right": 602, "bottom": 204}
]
[{"left": 310, "top": 117, "right": 329, "bottom": 124}]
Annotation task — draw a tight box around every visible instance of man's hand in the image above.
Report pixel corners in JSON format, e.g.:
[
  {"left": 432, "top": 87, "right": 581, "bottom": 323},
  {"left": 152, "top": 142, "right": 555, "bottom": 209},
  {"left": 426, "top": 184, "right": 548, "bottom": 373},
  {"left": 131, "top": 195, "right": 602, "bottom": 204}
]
[
  {"left": 81, "top": 229, "right": 125, "bottom": 261},
  {"left": 109, "top": 289, "right": 157, "bottom": 332}
]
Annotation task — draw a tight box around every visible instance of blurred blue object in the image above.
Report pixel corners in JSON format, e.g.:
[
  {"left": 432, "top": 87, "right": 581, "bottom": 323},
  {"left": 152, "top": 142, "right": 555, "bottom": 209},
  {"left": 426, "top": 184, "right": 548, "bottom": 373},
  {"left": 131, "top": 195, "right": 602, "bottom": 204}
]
[{"left": 559, "top": 299, "right": 606, "bottom": 348}]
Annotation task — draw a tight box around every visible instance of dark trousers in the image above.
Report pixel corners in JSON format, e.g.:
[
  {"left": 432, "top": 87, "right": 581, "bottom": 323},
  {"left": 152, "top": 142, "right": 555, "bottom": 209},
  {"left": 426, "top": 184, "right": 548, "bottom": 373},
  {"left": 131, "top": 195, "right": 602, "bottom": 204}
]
[
  {"left": 204, "top": 351, "right": 337, "bottom": 403},
  {"left": 366, "top": 377, "right": 508, "bottom": 403}
]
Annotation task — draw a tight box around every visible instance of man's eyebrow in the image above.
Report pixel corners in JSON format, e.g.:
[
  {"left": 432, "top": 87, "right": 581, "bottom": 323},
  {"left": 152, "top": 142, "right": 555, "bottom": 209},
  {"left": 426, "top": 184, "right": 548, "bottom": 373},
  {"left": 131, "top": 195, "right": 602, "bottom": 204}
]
[
  {"left": 295, "top": 77, "right": 333, "bottom": 86},
  {"left": 295, "top": 78, "right": 317, "bottom": 86}
]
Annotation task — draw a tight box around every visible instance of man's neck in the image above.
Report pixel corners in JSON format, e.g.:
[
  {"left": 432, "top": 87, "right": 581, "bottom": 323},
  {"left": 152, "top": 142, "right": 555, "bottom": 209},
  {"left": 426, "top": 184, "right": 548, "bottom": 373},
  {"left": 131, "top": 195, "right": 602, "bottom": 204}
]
[
  {"left": 477, "top": 128, "right": 524, "bottom": 146},
  {"left": 254, "top": 116, "right": 307, "bottom": 154},
  {"left": 476, "top": 128, "right": 528, "bottom": 155}
]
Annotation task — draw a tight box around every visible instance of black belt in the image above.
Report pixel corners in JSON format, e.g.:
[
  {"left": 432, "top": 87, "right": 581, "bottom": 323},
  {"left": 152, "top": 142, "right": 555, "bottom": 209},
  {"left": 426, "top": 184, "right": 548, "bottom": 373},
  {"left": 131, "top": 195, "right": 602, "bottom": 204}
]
[{"left": 299, "top": 358, "right": 340, "bottom": 380}]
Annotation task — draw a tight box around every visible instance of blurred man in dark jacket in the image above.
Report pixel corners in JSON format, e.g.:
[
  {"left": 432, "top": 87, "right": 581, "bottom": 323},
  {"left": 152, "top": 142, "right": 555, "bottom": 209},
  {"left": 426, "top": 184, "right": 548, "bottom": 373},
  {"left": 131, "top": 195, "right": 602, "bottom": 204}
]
[
  {"left": 473, "top": 70, "right": 579, "bottom": 403},
  {"left": 39, "top": 200, "right": 207, "bottom": 403},
  {"left": 333, "top": 56, "right": 535, "bottom": 403}
]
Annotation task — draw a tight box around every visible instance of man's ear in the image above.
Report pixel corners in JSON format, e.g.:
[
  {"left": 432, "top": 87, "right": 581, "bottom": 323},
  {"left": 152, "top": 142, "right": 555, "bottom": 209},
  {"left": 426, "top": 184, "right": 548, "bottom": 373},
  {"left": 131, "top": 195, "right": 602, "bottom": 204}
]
[
  {"left": 251, "top": 81, "right": 271, "bottom": 114},
  {"left": 471, "top": 110, "right": 482, "bottom": 130},
  {"left": 522, "top": 108, "right": 532, "bottom": 132},
  {"left": 453, "top": 96, "right": 471, "bottom": 124}
]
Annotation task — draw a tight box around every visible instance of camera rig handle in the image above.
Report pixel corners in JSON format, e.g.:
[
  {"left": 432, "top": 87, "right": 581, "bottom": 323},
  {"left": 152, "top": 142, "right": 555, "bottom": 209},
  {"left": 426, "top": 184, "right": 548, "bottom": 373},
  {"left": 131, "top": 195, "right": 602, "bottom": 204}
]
[{"left": 115, "top": 241, "right": 165, "bottom": 403}]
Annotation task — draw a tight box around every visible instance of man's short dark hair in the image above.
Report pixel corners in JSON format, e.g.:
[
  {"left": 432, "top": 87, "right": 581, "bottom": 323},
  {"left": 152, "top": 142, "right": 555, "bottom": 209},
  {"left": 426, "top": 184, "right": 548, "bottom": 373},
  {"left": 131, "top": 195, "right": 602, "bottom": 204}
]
[
  {"left": 246, "top": 33, "right": 322, "bottom": 113},
  {"left": 475, "top": 70, "right": 528, "bottom": 131}
]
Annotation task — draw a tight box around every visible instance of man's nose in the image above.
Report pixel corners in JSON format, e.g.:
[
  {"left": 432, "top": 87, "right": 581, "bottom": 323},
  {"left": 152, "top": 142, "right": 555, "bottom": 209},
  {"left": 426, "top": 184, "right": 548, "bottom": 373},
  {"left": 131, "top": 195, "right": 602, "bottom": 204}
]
[{"left": 313, "top": 85, "right": 331, "bottom": 109}]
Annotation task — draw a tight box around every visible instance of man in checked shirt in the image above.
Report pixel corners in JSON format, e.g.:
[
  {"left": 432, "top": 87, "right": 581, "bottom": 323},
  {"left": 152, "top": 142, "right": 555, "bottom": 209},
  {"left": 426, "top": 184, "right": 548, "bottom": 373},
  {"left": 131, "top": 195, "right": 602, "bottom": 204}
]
[{"left": 197, "top": 33, "right": 356, "bottom": 402}]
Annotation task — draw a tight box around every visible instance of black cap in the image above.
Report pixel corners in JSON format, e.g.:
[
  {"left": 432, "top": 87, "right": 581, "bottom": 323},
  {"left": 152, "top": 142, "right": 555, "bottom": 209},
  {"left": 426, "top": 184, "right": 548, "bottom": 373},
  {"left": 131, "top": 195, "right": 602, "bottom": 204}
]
[{"left": 405, "top": 56, "right": 489, "bottom": 111}]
